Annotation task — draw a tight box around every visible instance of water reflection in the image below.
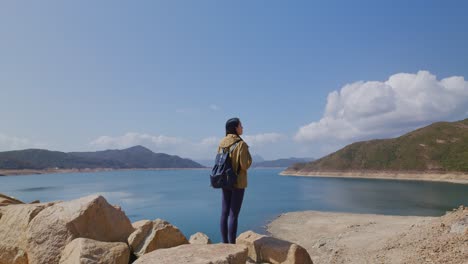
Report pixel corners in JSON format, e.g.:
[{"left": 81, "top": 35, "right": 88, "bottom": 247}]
[
  {"left": 16, "top": 186, "right": 63, "bottom": 192},
  {"left": 301, "top": 177, "right": 468, "bottom": 215},
  {"left": 1, "top": 169, "right": 467, "bottom": 243}
]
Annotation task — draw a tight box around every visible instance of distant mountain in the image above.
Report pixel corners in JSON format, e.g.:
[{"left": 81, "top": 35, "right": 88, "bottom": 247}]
[
  {"left": 197, "top": 156, "right": 313, "bottom": 168},
  {"left": 284, "top": 119, "right": 468, "bottom": 174},
  {"left": 252, "top": 155, "right": 265, "bottom": 163},
  {"left": 253, "top": 157, "right": 314, "bottom": 168},
  {"left": 0, "top": 145, "right": 204, "bottom": 170},
  {"left": 194, "top": 159, "right": 214, "bottom": 168}
]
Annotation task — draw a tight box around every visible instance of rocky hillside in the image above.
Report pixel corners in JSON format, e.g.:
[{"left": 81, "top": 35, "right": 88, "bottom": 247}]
[
  {"left": 0, "top": 145, "right": 204, "bottom": 170},
  {"left": 285, "top": 118, "right": 468, "bottom": 174}
]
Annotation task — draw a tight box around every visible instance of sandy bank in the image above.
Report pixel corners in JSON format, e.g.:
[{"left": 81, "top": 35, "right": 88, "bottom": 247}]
[
  {"left": 281, "top": 170, "right": 468, "bottom": 184},
  {"left": 0, "top": 167, "right": 209, "bottom": 176},
  {"left": 267, "top": 209, "right": 467, "bottom": 264}
]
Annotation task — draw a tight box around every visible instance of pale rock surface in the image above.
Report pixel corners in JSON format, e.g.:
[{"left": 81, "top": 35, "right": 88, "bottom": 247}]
[
  {"left": 128, "top": 219, "right": 188, "bottom": 257},
  {"left": 237, "top": 231, "right": 313, "bottom": 264},
  {"left": 189, "top": 232, "right": 212, "bottom": 244},
  {"left": 59, "top": 238, "right": 129, "bottom": 264},
  {"left": 26, "top": 195, "right": 134, "bottom": 264},
  {"left": 0, "top": 202, "right": 56, "bottom": 264},
  {"left": 0, "top": 193, "right": 24, "bottom": 206},
  {"left": 133, "top": 244, "right": 248, "bottom": 264},
  {"left": 266, "top": 209, "right": 468, "bottom": 264}
]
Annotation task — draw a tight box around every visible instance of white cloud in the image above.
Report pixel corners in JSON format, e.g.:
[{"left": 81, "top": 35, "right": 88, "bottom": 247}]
[
  {"left": 295, "top": 71, "right": 468, "bottom": 144},
  {"left": 90, "top": 132, "right": 207, "bottom": 158},
  {"left": 0, "top": 134, "right": 46, "bottom": 151},
  {"left": 209, "top": 104, "right": 220, "bottom": 111},
  {"left": 243, "top": 133, "right": 286, "bottom": 147},
  {"left": 90, "top": 132, "right": 185, "bottom": 150},
  {"left": 89, "top": 132, "right": 287, "bottom": 159},
  {"left": 199, "top": 136, "right": 219, "bottom": 147}
]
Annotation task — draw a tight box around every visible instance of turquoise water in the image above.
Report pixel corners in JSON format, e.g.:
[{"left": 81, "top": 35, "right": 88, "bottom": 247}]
[{"left": 1, "top": 168, "right": 467, "bottom": 243}]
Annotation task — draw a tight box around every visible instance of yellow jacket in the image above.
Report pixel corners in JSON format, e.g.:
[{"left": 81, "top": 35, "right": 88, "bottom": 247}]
[{"left": 217, "top": 134, "right": 252, "bottom": 189}]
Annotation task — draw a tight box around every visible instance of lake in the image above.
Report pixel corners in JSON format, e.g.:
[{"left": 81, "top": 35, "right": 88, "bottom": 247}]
[{"left": 1, "top": 168, "right": 467, "bottom": 243}]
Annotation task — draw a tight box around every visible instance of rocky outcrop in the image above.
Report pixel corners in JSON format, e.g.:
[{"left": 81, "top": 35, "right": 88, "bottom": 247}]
[
  {"left": 133, "top": 244, "right": 248, "bottom": 264},
  {"left": 26, "top": 195, "right": 134, "bottom": 264},
  {"left": 59, "top": 238, "right": 129, "bottom": 264},
  {"left": 237, "top": 231, "right": 313, "bottom": 264},
  {"left": 0, "top": 202, "right": 56, "bottom": 264},
  {"left": 128, "top": 219, "right": 188, "bottom": 257},
  {"left": 1, "top": 193, "right": 318, "bottom": 264},
  {"left": 189, "top": 232, "right": 212, "bottom": 245},
  {"left": 0, "top": 193, "right": 24, "bottom": 206},
  {"left": 449, "top": 206, "right": 467, "bottom": 234}
]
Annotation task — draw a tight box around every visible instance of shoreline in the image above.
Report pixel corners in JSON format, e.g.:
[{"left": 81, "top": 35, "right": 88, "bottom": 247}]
[
  {"left": 0, "top": 167, "right": 210, "bottom": 177},
  {"left": 280, "top": 170, "right": 468, "bottom": 184},
  {"left": 0, "top": 166, "right": 288, "bottom": 177},
  {"left": 267, "top": 208, "right": 467, "bottom": 264},
  {"left": 266, "top": 211, "right": 432, "bottom": 264}
]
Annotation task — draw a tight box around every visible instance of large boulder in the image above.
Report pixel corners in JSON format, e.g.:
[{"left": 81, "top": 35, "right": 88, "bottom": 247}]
[
  {"left": 26, "top": 195, "right": 134, "bottom": 264},
  {"left": 189, "top": 232, "right": 212, "bottom": 245},
  {"left": 0, "top": 193, "right": 24, "bottom": 206},
  {"left": 237, "top": 231, "right": 313, "bottom": 264},
  {"left": 128, "top": 219, "right": 188, "bottom": 257},
  {"left": 0, "top": 202, "right": 56, "bottom": 264},
  {"left": 133, "top": 244, "right": 248, "bottom": 264},
  {"left": 0, "top": 248, "right": 27, "bottom": 264},
  {"left": 59, "top": 238, "right": 130, "bottom": 264}
]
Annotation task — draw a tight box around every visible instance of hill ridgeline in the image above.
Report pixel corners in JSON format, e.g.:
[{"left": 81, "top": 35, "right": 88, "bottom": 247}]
[
  {"left": 283, "top": 118, "right": 468, "bottom": 181},
  {"left": 0, "top": 145, "right": 204, "bottom": 170}
]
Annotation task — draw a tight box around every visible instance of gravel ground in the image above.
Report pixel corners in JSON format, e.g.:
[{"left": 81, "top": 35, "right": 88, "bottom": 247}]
[{"left": 267, "top": 207, "right": 467, "bottom": 264}]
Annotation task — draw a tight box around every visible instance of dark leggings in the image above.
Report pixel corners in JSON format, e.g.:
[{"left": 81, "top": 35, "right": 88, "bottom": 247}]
[{"left": 220, "top": 188, "right": 245, "bottom": 244}]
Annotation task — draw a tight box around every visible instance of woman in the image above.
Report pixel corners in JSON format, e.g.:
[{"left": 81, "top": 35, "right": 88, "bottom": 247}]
[{"left": 218, "top": 117, "right": 252, "bottom": 244}]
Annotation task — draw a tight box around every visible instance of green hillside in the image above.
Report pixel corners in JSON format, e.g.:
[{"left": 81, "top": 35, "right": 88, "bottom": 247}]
[
  {"left": 0, "top": 145, "right": 204, "bottom": 170},
  {"left": 287, "top": 118, "right": 468, "bottom": 173},
  {"left": 70, "top": 145, "right": 204, "bottom": 168}
]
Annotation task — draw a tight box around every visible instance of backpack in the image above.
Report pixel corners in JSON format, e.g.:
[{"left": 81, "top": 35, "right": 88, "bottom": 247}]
[{"left": 210, "top": 140, "right": 241, "bottom": 189}]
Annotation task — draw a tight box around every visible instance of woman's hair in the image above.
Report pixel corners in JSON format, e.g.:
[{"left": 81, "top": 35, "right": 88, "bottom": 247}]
[{"left": 225, "top": 117, "right": 241, "bottom": 136}]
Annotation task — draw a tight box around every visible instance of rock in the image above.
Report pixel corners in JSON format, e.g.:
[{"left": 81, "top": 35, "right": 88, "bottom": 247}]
[
  {"left": 133, "top": 244, "right": 248, "bottom": 264},
  {"left": 189, "top": 232, "right": 212, "bottom": 244},
  {"left": 0, "top": 245, "right": 28, "bottom": 264},
  {"left": 128, "top": 219, "right": 188, "bottom": 257},
  {"left": 26, "top": 195, "right": 134, "bottom": 264},
  {"left": 237, "top": 231, "right": 313, "bottom": 264},
  {"left": 132, "top": 219, "right": 150, "bottom": 230},
  {"left": 450, "top": 216, "right": 468, "bottom": 234},
  {"left": 128, "top": 220, "right": 153, "bottom": 256},
  {"left": 0, "top": 202, "right": 56, "bottom": 264},
  {"left": 246, "top": 258, "right": 270, "bottom": 264},
  {"left": 317, "top": 241, "right": 326, "bottom": 248},
  {"left": 59, "top": 238, "right": 129, "bottom": 264},
  {"left": 0, "top": 193, "right": 24, "bottom": 206}
]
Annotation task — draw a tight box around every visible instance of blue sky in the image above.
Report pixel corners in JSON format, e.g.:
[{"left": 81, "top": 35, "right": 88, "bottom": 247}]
[{"left": 1, "top": 1, "right": 467, "bottom": 160}]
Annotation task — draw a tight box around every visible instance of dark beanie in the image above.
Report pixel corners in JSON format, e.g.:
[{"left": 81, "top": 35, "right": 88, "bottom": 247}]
[{"left": 225, "top": 118, "right": 240, "bottom": 135}]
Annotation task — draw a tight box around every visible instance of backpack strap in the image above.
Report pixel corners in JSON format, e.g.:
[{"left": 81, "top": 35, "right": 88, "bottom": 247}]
[
  {"left": 229, "top": 140, "right": 241, "bottom": 153},
  {"left": 220, "top": 139, "right": 242, "bottom": 154}
]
